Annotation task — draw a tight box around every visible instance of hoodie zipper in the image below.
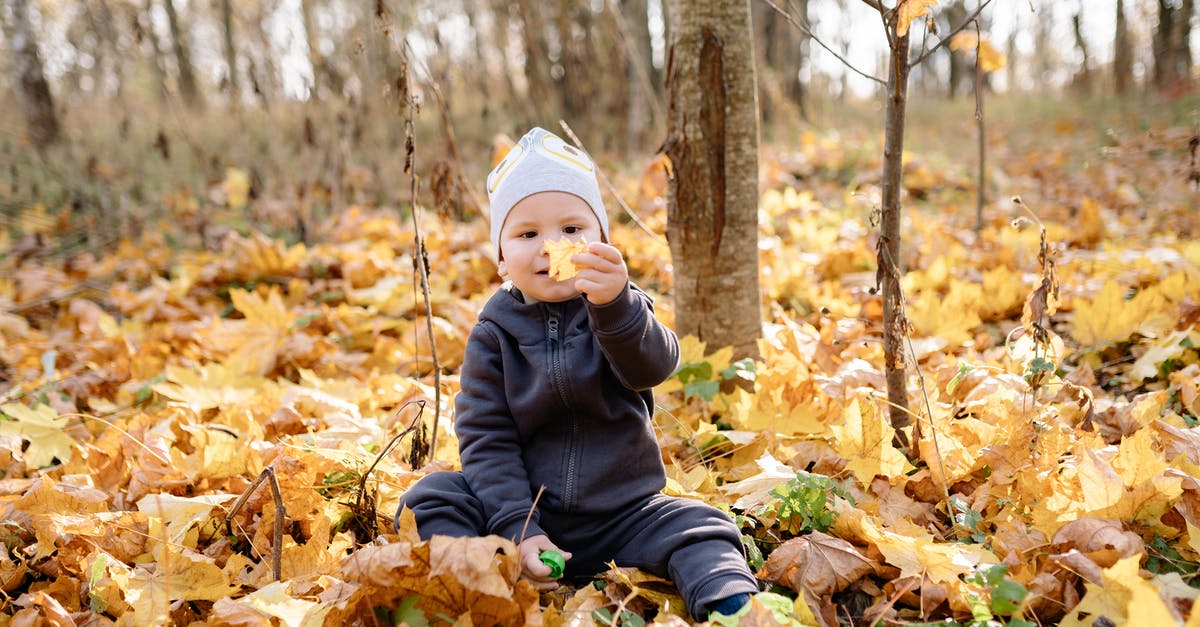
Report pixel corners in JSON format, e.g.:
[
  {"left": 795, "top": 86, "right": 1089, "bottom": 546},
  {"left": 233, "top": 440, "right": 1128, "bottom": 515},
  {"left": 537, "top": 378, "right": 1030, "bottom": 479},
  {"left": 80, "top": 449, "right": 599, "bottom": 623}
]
[{"left": 547, "top": 312, "right": 579, "bottom": 510}]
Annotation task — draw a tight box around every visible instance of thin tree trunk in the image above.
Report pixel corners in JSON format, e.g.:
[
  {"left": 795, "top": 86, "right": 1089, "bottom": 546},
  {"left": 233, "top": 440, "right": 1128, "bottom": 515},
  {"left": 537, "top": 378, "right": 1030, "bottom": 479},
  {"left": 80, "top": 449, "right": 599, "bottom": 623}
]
[
  {"left": 3, "top": 0, "right": 60, "bottom": 150},
  {"left": 880, "top": 28, "right": 912, "bottom": 442},
  {"left": 1114, "top": 0, "right": 1132, "bottom": 94},
  {"left": 220, "top": 0, "right": 240, "bottom": 101},
  {"left": 141, "top": 0, "right": 169, "bottom": 101},
  {"left": 945, "top": 0, "right": 967, "bottom": 97},
  {"left": 664, "top": 0, "right": 761, "bottom": 361},
  {"left": 1071, "top": 12, "right": 1092, "bottom": 92},
  {"left": 163, "top": 0, "right": 204, "bottom": 109}
]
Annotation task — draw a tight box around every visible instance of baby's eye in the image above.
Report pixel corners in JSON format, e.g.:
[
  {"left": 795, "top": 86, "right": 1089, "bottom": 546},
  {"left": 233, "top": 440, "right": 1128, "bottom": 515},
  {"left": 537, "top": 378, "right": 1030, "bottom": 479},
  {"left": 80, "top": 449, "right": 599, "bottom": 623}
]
[
  {"left": 563, "top": 226, "right": 582, "bottom": 234},
  {"left": 518, "top": 231, "right": 537, "bottom": 239}
]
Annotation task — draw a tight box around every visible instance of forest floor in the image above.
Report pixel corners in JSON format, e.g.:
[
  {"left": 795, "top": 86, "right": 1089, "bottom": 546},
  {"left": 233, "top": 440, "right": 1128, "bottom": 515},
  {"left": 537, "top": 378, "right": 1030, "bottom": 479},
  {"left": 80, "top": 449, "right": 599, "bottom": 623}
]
[{"left": 0, "top": 91, "right": 1198, "bottom": 626}]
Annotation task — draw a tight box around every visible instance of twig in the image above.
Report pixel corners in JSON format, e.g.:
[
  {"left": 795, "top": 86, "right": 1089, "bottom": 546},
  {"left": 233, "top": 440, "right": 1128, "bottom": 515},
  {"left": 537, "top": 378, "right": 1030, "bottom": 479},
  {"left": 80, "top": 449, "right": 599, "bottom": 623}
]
[
  {"left": 355, "top": 400, "right": 425, "bottom": 515},
  {"left": 973, "top": 14, "right": 987, "bottom": 233},
  {"left": 402, "top": 39, "right": 485, "bottom": 220},
  {"left": 400, "top": 44, "right": 442, "bottom": 468},
  {"left": 909, "top": 0, "right": 996, "bottom": 68},
  {"left": 762, "top": 0, "right": 885, "bottom": 87},
  {"left": 557, "top": 120, "right": 664, "bottom": 244},
  {"left": 518, "top": 485, "right": 547, "bottom": 544},
  {"left": 878, "top": 244, "right": 959, "bottom": 529},
  {"left": 224, "top": 464, "right": 286, "bottom": 581}
]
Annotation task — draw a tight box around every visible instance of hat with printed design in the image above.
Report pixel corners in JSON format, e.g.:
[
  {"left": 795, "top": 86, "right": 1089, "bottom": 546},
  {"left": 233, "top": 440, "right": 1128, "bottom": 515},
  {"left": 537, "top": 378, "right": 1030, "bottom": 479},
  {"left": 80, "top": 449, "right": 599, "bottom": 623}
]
[{"left": 485, "top": 127, "right": 608, "bottom": 259}]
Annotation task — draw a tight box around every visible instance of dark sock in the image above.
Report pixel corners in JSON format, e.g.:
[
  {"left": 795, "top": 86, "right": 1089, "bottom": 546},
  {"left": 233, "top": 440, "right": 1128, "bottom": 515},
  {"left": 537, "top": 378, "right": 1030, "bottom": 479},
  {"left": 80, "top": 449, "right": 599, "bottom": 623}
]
[{"left": 708, "top": 592, "right": 751, "bottom": 616}]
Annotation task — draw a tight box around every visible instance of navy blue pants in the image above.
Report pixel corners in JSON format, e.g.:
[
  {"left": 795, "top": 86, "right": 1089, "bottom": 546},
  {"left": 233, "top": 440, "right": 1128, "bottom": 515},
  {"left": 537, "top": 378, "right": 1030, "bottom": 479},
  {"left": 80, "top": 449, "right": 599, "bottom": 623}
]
[{"left": 397, "top": 471, "right": 760, "bottom": 619}]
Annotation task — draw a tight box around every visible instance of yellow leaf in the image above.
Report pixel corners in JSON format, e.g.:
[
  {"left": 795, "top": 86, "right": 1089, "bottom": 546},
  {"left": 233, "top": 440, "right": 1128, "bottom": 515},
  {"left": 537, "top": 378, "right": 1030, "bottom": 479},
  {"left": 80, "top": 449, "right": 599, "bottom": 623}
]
[
  {"left": 0, "top": 403, "right": 75, "bottom": 470},
  {"left": 949, "top": 33, "right": 1007, "bottom": 72},
  {"left": 905, "top": 279, "right": 983, "bottom": 345},
  {"left": 1071, "top": 279, "right": 1141, "bottom": 346},
  {"left": 544, "top": 236, "right": 588, "bottom": 281},
  {"left": 223, "top": 167, "right": 251, "bottom": 210},
  {"left": 1061, "top": 555, "right": 1177, "bottom": 626},
  {"left": 897, "top": 0, "right": 938, "bottom": 36},
  {"left": 136, "top": 493, "right": 237, "bottom": 547},
  {"left": 245, "top": 581, "right": 330, "bottom": 627},
  {"left": 829, "top": 398, "right": 912, "bottom": 486},
  {"left": 125, "top": 540, "right": 242, "bottom": 624},
  {"left": 152, "top": 362, "right": 263, "bottom": 411},
  {"left": 838, "top": 506, "right": 995, "bottom": 585}
]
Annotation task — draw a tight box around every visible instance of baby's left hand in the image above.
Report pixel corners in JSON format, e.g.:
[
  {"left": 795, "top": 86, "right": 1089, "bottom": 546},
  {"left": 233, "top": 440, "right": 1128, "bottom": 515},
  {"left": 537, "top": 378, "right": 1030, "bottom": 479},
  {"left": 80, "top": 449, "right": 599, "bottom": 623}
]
[{"left": 572, "top": 242, "right": 628, "bottom": 306}]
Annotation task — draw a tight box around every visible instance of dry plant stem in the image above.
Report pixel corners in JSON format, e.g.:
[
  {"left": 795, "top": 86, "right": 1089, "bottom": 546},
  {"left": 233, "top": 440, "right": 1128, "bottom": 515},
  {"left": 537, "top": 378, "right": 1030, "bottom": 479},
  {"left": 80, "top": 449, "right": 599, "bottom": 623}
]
[
  {"left": 973, "top": 17, "right": 987, "bottom": 232},
  {"left": 401, "top": 45, "right": 441, "bottom": 468},
  {"left": 518, "top": 485, "right": 547, "bottom": 544},
  {"left": 356, "top": 400, "right": 425, "bottom": 515},
  {"left": 223, "top": 465, "right": 286, "bottom": 581},
  {"left": 403, "top": 40, "right": 484, "bottom": 220},
  {"left": 557, "top": 120, "right": 663, "bottom": 243}
]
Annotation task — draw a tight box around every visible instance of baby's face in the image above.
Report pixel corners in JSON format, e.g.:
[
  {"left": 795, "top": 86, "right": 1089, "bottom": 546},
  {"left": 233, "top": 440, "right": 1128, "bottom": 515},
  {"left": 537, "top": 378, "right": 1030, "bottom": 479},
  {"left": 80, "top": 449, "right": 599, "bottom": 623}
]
[{"left": 497, "top": 191, "right": 603, "bottom": 302}]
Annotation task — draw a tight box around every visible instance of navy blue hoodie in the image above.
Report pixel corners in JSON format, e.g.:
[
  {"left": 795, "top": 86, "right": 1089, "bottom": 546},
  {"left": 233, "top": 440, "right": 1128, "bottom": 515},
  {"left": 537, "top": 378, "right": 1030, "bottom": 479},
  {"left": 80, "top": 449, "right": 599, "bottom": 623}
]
[{"left": 454, "top": 281, "right": 680, "bottom": 543}]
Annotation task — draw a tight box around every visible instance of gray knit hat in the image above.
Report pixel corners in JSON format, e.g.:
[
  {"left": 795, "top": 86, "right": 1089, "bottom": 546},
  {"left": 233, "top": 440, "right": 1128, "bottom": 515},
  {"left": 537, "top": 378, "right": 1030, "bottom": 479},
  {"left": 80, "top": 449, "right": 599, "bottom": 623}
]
[{"left": 486, "top": 127, "right": 608, "bottom": 259}]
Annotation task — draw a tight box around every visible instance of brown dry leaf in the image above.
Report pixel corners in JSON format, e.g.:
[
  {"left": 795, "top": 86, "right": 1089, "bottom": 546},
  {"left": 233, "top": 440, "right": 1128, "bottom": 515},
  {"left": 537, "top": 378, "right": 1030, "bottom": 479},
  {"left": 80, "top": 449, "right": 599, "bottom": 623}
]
[
  {"left": 758, "top": 530, "right": 874, "bottom": 625},
  {"left": 342, "top": 534, "right": 536, "bottom": 626},
  {"left": 600, "top": 565, "right": 689, "bottom": 620},
  {"left": 1050, "top": 518, "right": 1146, "bottom": 570}
]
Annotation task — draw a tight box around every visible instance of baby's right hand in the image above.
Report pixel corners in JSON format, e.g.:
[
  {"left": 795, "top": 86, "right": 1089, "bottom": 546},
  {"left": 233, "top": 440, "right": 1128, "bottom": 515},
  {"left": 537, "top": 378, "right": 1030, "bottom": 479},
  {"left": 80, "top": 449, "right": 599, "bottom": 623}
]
[{"left": 517, "top": 534, "right": 572, "bottom": 591}]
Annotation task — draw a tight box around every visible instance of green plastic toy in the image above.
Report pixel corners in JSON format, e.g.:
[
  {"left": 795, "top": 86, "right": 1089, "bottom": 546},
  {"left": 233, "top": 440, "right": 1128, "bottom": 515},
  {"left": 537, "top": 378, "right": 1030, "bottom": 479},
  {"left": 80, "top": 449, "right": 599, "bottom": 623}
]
[{"left": 539, "top": 549, "right": 565, "bottom": 578}]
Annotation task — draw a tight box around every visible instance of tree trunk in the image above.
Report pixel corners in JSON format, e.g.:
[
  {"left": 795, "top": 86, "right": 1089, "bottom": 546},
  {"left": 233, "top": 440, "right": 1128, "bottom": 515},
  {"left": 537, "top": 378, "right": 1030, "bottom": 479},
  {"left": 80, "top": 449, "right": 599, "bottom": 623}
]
[
  {"left": 945, "top": 0, "right": 968, "bottom": 97},
  {"left": 163, "top": 0, "right": 204, "bottom": 109},
  {"left": 220, "top": 0, "right": 240, "bottom": 101},
  {"left": 620, "top": 0, "right": 660, "bottom": 151},
  {"left": 517, "top": 0, "right": 558, "bottom": 121},
  {"left": 1153, "top": 0, "right": 1186, "bottom": 90},
  {"left": 1071, "top": 12, "right": 1092, "bottom": 92},
  {"left": 3, "top": 0, "right": 60, "bottom": 150},
  {"left": 880, "top": 27, "right": 912, "bottom": 442},
  {"left": 1114, "top": 0, "right": 1132, "bottom": 94},
  {"left": 141, "top": 0, "right": 170, "bottom": 101},
  {"left": 663, "top": 0, "right": 761, "bottom": 361}
]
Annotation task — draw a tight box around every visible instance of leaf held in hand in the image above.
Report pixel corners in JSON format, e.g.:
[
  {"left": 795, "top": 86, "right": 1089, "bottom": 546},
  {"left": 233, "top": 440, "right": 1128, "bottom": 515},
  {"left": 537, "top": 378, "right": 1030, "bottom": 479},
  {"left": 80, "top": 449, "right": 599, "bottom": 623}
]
[{"left": 544, "top": 237, "right": 588, "bottom": 281}]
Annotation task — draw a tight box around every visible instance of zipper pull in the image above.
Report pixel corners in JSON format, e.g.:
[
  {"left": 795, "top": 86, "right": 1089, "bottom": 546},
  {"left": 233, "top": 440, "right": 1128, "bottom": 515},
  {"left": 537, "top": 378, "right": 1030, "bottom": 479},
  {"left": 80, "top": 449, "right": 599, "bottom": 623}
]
[{"left": 547, "top": 316, "right": 559, "bottom": 341}]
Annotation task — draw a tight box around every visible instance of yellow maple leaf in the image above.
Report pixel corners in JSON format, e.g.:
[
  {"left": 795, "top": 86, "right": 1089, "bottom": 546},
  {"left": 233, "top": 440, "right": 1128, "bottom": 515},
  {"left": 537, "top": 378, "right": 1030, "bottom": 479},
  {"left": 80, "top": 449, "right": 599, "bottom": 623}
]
[
  {"left": 544, "top": 236, "right": 588, "bottom": 281},
  {"left": 896, "top": 0, "right": 938, "bottom": 36},
  {"left": 1060, "top": 555, "right": 1177, "bottom": 626},
  {"left": 1071, "top": 279, "right": 1141, "bottom": 347},
  {"left": 136, "top": 493, "right": 237, "bottom": 547},
  {"left": 829, "top": 398, "right": 912, "bottom": 486},
  {"left": 0, "top": 403, "right": 76, "bottom": 470}
]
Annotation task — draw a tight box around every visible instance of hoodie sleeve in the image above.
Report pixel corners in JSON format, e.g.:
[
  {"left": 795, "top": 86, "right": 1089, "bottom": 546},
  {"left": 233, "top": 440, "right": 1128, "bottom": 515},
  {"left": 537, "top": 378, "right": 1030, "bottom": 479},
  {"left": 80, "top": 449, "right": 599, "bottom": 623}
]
[
  {"left": 586, "top": 283, "right": 681, "bottom": 391},
  {"left": 454, "top": 322, "right": 546, "bottom": 543}
]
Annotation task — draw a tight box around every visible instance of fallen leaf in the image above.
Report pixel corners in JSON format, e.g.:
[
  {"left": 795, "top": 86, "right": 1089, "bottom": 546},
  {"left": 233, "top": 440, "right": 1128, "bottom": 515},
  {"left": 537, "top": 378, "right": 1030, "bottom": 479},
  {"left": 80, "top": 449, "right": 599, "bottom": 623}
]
[
  {"left": 0, "top": 403, "right": 76, "bottom": 470},
  {"left": 758, "top": 531, "right": 874, "bottom": 613}
]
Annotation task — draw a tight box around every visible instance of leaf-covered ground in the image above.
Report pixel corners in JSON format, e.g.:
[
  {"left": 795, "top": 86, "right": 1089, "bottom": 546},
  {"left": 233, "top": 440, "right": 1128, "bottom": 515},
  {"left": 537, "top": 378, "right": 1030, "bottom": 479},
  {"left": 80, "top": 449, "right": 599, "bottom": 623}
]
[{"left": 1, "top": 105, "right": 1199, "bottom": 626}]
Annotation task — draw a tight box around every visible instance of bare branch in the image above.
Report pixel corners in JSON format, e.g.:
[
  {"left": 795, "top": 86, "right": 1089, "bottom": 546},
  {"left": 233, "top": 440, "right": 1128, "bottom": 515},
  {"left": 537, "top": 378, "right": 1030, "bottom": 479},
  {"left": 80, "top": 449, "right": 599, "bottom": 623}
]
[
  {"left": 909, "top": 0, "right": 996, "bottom": 68},
  {"left": 761, "top": 0, "right": 885, "bottom": 86}
]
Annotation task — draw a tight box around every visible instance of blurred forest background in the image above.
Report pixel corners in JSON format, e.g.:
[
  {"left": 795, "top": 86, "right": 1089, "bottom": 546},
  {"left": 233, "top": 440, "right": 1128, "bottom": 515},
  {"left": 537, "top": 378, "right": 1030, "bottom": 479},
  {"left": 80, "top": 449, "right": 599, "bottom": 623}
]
[{"left": 1, "top": 0, "right": 1197, "bottom": 241}]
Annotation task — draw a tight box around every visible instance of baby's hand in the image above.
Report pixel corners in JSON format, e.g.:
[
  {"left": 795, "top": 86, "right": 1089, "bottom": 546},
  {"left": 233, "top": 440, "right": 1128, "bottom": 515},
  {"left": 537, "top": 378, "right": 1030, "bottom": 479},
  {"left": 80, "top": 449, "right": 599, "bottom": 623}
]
[
  {"left": 518, "top": 534, "right": 572, "bottom": 591},
  {"left": 572, "top": 242, "right": 629, "bottom": 306}
]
